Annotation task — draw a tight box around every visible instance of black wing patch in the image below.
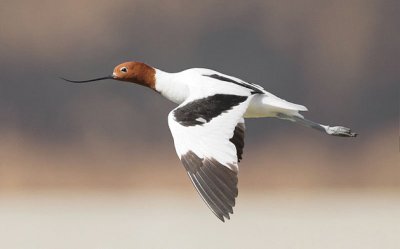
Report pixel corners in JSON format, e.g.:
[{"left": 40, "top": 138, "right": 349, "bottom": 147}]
[
  {"left": 173, "top": 94, "right": 247, "bottom": 127},
  {"left": 230, "top": 122, "right": 245, "bottom": 162},
  {"left": 181, "top": 151, "right": 238, "bottom": 222},
  {"left": 204, "top": 74, "right": 264, "bottom": 94}
]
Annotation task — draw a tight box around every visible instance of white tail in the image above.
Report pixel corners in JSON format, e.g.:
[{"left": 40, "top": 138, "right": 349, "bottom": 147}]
[
  {"left": 245, "top": 93, "right": 357, "bottom": 137},
  {"left": 245, "top": 94, "right": 307, "bottom": 118}
]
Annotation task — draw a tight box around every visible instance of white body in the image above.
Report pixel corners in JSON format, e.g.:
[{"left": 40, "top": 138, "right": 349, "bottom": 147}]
[
  {"left": 155, "top": 68, "right": 307, "bottom": 119},
  {"left": 153, "top": 67, "right": 355, "bottom": 221}
]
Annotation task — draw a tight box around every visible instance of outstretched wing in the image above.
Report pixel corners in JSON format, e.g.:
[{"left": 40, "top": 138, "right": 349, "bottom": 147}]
[{"left": 168, "top": 94, "right": 252, "bottom": 221}]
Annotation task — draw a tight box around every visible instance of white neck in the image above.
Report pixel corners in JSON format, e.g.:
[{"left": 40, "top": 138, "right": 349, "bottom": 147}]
[{"left": 154, "top": 69, "right": 189, "bottom": 104}]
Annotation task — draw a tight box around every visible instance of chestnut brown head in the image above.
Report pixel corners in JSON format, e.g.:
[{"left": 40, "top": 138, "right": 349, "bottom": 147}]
[
  {"left": 61, "top": 61, "right": 156, "bottom": 90},
  {"left": 112, "top": 62, "right": 155, "bottom": 88}
]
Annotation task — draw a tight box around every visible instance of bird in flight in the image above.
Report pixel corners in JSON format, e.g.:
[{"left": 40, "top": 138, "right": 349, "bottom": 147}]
[{"left": 62, "top": 61, "right": 357, "bottom": 222}]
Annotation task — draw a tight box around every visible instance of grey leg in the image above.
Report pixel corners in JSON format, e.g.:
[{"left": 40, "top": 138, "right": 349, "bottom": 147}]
[{"left": 277, "top": 113, "right": 357, "bottom": 137}]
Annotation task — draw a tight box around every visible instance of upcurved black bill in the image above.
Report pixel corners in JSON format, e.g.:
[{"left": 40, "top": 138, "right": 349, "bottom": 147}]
[{"left": 60, "top": 75, "right": 114, "bottom": 83}]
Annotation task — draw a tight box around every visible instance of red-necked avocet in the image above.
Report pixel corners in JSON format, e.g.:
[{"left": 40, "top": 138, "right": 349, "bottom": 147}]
[{"left": 62, "top": 61, "right": 357, "bottom": 222}]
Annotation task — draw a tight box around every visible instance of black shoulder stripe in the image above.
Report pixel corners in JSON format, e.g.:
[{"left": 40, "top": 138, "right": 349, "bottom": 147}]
[
  {"left": 203, "top": 74, "right": 264, "bottom": 94},
  {"left": 205, "top": 74, "right": 239, "bottom": 84},
  {"left": 173, "top": 94, "right": 247, "bottom": 127}
]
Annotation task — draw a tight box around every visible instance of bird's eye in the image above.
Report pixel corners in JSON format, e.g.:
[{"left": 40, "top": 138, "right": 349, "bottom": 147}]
[{"left": 120, "top": 67, "right": 128, "bottom": 73}]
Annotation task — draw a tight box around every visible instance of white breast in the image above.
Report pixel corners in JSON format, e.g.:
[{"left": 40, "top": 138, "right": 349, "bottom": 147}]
[{"left": 154, "top": 69, "right": 189, "bottom": 104}]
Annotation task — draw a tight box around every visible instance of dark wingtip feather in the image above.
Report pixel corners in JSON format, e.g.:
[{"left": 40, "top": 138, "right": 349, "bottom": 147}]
[{"left": 181, "top": 151, "right": 238, "bottom": 222}]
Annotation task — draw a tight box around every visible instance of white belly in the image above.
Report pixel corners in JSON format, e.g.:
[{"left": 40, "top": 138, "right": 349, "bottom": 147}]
[{"left": 244, "top": 94, "right": 307, "bottom": 118}]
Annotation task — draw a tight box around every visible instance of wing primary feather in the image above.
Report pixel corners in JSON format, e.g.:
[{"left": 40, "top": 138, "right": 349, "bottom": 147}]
[
  {"left": 207, "top": 159, "right": 238, "bottom": 190},
  {"left": 201, "top": 163, "right": 237, "bottom": 203},
  {"left": 197, "top": 168, "right": 234, "bottom": 213},
  {"left": 194, "top": 171, "right": 232, "bottom": 218},
  {"left": 181, "top": 151, "right": 227, "bottom": 221},
  {"left": 201, "top": 167, "right": 235, "bottom": 207},
  {"left": 181, "top": 151, "right": 239, "bottom": 221},
  {"left": 188, "top": 173, "right": 226, "bottom": 221}
]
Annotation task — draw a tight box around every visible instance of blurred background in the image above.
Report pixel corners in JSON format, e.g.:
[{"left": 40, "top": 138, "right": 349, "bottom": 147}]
[{"left": 0, "top": 0, "right": 399, "bottom": 248}]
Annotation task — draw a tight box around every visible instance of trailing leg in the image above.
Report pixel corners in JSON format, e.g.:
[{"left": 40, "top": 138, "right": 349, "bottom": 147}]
[{"left": 277, "top": 113, "right": 357, "bottom": 137}]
